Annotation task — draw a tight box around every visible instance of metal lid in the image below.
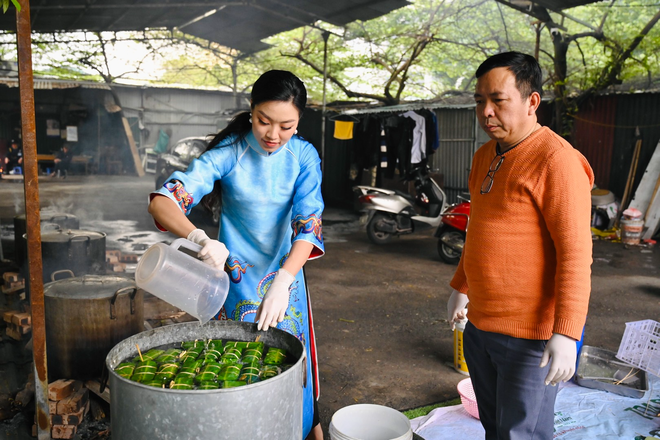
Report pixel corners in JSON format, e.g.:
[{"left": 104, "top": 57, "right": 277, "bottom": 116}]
[
  {"left": 39, "top": 229, "right": 106, "bottom": 243},
  {"left": 15, "top": 212, "right": 77, "bottom": 221},
  {"left": 44, "top": 274, "right": 137, "bottom": 300}
]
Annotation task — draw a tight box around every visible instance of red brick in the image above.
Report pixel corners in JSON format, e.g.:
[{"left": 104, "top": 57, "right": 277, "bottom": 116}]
[
  {"left": 48, "top": 380, "right": 83, "bottom": 402},
  {"left": 2, "top": 311, "right": 12, "bottom": 323},
  {"left": 56, "top": 388, "right": 88, "bottom": 415},
  {"left": 11, "top": 312, "right": 30, "bottom": 325},
  {"left": 5, "top": 326, "right": 21, "bottom": 341},
  {"left": 63, "top": 406, "right": 85, "bottom": 426},
  {"left": 49, "top": 400, "right": 58, "bottom": 414},
  {"left": 51, "top": 424, "right": 77, "bottom": 439},
  {"left": 2, "top": 272, "right": 18, "bottom": 283},
  {"left": 50, "top": 414, "right": 63, "bottom": 425}
]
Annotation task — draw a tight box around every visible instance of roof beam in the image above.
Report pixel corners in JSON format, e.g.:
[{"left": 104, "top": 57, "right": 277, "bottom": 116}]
[
  {"left": 105, "top": 0, "right": 141, "bottom": 29},
  {"left": 68, "top": 0, "right": 99, "bottom": 29},
  {"left": 30, "top": 3, "right": 243, "bottom": 10}
]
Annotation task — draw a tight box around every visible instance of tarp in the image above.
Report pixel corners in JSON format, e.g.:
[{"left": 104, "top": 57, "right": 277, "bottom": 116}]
[{"left": 412, "top": 375, "right": 660, "bottom": 439}]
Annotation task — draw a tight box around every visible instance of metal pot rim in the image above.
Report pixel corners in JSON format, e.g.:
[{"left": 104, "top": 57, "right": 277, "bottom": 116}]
[
  {"left": 37, "top": 229, "right": 106, "bottom": 241},
  {"left": 107, "top": 320, "right": 306, "bottom": 394},
  {"left": 44, "top": 274, "right": 137, "bottom": 299}
]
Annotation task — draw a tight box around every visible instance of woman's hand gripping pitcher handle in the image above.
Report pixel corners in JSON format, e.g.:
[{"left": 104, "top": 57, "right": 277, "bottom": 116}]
[{"left": 187, "top": 229, "right": 229, "bottom": 270}]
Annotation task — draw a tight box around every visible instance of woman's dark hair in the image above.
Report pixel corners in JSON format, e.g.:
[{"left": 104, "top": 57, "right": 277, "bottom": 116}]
[
  {"left": 475, "top": 51, "right": 543, "bottom": 100},
  {"left": 201, "top": 70, "right": 307, "bottom": 213}
]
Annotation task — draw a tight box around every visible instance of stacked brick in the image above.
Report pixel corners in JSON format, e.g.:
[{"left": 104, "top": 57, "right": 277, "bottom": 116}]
[
  {"left": 3, "top": 311, "right": 31, "bottom": 341},
  {"left": 2, "top": 272, "right": 26, "bottom": 301},
  {"left": 106, "top": 249, "right": 139, "bottom": 272},
  {"left": 34, "top": 380, "right": 90, "bottom": 439}
]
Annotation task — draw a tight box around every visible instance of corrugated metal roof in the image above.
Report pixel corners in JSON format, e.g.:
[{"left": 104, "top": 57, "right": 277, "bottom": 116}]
[
  {"left": 343, "top": 101, "right": 476, "bottom": 115},
  {"left": 0, "top": 77, "right": 111, "bottom": 90},
  {"left": 0, "top": 0, "right": 409, "bottom": 54}
]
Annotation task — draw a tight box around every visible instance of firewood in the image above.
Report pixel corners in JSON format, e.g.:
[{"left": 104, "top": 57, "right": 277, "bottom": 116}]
[
  {"left": 0, "top": 393, "right": 11, "bottom": 410},
  {"left": 84, "top": 380, "right": 110, "bottom": 404},
  {"left": 89, "top": 398, "right": 107, "bottom": 421},
  {"left": 13, "top": 377, "right": 35, "bottom": 409}
]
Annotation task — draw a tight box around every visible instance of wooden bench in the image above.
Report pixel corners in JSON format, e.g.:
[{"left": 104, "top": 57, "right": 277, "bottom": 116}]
[{"left": 37, "top": 154, "right": 93, "bottom": 175}]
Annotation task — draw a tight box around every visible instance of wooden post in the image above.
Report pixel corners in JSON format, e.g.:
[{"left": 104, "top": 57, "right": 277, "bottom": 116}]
[
  {"left": 616, "top": 136, "right": 642, "bottom": 228},
  {"left": 15, "top": 1, "right": 50, "bottom": 438},
  {"left": 122, "top": 116, "right": 145, "bottom": 177}
]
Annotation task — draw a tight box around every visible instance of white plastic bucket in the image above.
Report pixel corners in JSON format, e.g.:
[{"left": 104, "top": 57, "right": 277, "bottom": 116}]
[
  {"left": 329, "top": 404, "right": 412, "bottom": 440},
  {"left": 135, "top": 238, "right": 229, "bottom": 324}
]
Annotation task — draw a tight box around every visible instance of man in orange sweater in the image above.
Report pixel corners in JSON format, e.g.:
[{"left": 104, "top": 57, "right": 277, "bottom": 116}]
[{"left": 447, "top": 52, "right": 594, "bottom": 439}]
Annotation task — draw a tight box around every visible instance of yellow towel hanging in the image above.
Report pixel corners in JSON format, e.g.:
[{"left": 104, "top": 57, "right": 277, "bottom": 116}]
[{"left": 334, "top": 120, "right": 354, "bottom": 140}]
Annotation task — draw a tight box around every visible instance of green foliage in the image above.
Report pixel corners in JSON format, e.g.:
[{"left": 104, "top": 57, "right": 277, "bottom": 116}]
[
  {"left": 1, "top": 0, "right": 658, "bottom": 107},
  {"left": 2, "top": 0, "right": 20, "bottom": 14}
]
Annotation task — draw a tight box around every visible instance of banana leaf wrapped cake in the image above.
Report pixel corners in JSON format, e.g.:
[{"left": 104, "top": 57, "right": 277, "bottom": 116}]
[{"left": 114, "top": 338, "right": 289, "bottom": 391}]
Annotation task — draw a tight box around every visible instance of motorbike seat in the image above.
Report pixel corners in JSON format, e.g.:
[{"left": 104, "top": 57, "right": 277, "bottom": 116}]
[{"left": 394, "top": 189, "right": 415, "bottom": 203}]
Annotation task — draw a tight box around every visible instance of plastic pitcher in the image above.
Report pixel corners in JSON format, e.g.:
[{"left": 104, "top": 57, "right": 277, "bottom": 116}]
[{"left": 135, "top": 238, "right": 229, "bottom": 324}]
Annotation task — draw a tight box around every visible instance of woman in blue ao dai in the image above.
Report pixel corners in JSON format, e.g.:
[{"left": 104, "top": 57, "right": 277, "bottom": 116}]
[{"left": 148, "top": 70, "right": 324, "bottom": 440}]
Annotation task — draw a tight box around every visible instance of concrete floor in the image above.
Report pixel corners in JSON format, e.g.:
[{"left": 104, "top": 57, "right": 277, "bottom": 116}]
[{"left": 1, "top": 174, "right": 659, "bottom": 438}]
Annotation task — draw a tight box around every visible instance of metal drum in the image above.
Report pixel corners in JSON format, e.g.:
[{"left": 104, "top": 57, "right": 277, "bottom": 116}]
[{"left": 106, "top": 321, "right": 305, "bottom": 440}]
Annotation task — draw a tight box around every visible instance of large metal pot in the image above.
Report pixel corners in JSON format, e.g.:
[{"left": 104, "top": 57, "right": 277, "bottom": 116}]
[
  {"left": 13, "top": 212, "right": 79, "bottom": 265},
  {"left": 45, "top": 275, "right": 144, "bottom": 381},
  {"left": 38, "top": 229, "right": 106, "bottom": 281},
  {"left": 107, "top": 321, "right": 305, "bottom": 439}
]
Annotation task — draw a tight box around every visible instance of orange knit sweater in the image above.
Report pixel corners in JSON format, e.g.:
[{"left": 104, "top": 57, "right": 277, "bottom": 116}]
[{"left": 450, "top": 127, "right": 594, "bottom": 341}]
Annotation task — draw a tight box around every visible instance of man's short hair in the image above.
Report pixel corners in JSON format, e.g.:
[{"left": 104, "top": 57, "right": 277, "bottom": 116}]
[{"left": 475, "top": 51, "right": 543, "bottom": 100}]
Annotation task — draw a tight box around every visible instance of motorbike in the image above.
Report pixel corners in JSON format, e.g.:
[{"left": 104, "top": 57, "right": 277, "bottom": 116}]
[
  {"left": 354, "top": 165, "right": 470, "bottom": 264},
  {"left": 434, "top": 195, "right": 470, "bottom": 264}
]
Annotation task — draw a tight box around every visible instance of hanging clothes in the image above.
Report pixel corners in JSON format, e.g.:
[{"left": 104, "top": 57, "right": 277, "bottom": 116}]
[
  {"left": 401, "top": 110, "right": 426, "bottom": 164},
  {"left": 353, "top": 115, "right": 382, "bottom": 170},
  {"left": 383, "top": 115, "right": 415, "bottom": 179},
  {"left": 333, "top": 120, "right": 354, "bottom": 140},
  {"left": 420, "top": 110, "right": 440, "bottom": 156}
]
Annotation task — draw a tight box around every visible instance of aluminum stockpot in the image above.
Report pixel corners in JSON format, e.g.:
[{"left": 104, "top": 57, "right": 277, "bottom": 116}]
[
  {"left": 45, "top": 274, "right": 144, "bottom": 381},
  {"left": 107, "top": 320, "right": 305, "bottom": 440},
  {"left": 14, "top": 212, "right": 79, "bottom": 265},
  {"left": 37, "top": 229, "right": 106, "bottom": 281}
]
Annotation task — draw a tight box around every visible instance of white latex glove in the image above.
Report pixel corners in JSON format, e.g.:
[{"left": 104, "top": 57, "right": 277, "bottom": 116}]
[
  {"left": 447, "top": 289, "right": 469, "bottom": 330},
  {"left": 256, "top": 268, "right": 295, "bottom": 331},
  {"left": 187, "top": 229, "right": 229, "bottom": 271},
  {"left": 540, "top": 333, "right": 577, "bottom": 386}
]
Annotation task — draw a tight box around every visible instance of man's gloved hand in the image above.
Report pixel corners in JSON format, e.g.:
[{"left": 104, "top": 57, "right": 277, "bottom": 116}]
[
  {"left": 187, "top": 229, "right": 229, "bottom": 271},
  {"left": 256, "top": 269, "right": 295, "bottom": 331},
  {"left": 447, "top": 289, "right": 469, "bottom": 330},
  {"left": 540, "top": 333, "right": 577, "bottom": 386}
]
